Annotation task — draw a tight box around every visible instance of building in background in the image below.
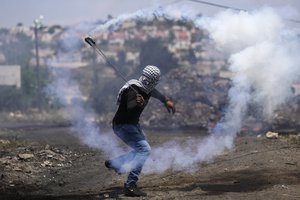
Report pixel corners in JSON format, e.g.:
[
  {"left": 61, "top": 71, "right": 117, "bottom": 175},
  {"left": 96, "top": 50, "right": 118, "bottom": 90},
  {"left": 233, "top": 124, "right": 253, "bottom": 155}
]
[{"left": 0, "top": 65, "right": 21, "bottom": 88}]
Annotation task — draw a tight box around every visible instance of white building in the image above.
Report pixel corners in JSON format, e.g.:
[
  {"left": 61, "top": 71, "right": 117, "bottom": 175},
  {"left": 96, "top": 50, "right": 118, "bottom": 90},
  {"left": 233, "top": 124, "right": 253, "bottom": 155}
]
[{"left": 0, "top": 65, "right": 21, "bottom": 88}]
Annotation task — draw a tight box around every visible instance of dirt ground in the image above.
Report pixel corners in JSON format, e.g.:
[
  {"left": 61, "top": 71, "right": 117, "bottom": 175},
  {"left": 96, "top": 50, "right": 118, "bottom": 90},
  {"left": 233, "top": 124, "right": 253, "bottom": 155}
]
[{"left": 0, "top": 125, "right": 300, "bottom": 200}]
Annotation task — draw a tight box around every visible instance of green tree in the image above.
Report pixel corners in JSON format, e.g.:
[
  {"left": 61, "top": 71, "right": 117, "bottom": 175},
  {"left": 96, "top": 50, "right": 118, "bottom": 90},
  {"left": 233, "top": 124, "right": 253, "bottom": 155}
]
[
  {"left": 21, "top": 66, "right": 38, "bottom": 96},
  {"left": 139, "top": 38, "right": 178, "bottom": 75},
  {"left": 2, "top": 32, "right": 33, "bottom": 66},
  {"left": 89, "top": 77, "right": 123, "bottom": 114},
  {"left": 0, "top": 28, "right": 9, "bottom": 36},
  {"left": 0, "top": 86, "right": 24, "bottom": 111},
  {"left": 47, "top": 25, "right": 63, "bottom": 34}
]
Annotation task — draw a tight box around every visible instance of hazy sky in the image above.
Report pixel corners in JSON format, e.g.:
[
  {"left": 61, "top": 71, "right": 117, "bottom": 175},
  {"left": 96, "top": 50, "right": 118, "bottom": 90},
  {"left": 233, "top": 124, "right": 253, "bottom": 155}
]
[{"left": 1, "top": 0, "right": 300, "bottom": 28}]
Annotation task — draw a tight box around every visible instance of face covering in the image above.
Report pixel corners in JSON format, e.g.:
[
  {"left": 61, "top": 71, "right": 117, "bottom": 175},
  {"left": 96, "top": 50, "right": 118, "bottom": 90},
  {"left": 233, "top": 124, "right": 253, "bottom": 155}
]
[{"left": 139, "top": 65, "right": 161, "bottom": 93}]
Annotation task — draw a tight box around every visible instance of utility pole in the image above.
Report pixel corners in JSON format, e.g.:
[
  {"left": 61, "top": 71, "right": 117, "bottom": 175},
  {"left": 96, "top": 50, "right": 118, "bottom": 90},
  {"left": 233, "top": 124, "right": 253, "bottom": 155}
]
[
  {"left": 32, "top": 16, "right": 45, "bottom": 109},
  {"left": 34, "top": 24, "right": 40, "bottom": 92}
]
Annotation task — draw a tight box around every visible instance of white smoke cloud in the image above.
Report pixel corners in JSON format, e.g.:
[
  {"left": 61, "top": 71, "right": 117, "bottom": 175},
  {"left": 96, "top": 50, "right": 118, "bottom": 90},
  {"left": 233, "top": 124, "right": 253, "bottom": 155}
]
[
  {"left": 229, "top": 40, "right": 300, "bottom": 118},
  {"left": 46, "top": 5, "right": 300, "bottom": 174},
  {"left": 46, "top": 66, "right": 126, "bottom": 158},
  {"left": 206, "top": 7, "right": 300, "bottom": 122},
  {"left": 202, "top": 7, "right": 283, "bottom": 54},
  {"left": 146, "top": 6, "right": 300, "bottom": 173},
  {"left": 46, "top": 25, "right": 125, "bottom": 158}
]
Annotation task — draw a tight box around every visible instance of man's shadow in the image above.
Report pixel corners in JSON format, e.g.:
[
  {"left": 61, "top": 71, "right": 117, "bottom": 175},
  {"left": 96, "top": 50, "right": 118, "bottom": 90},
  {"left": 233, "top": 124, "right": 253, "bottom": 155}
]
[{"left": 97, "top": 186, "right": 124, "bottom": 199}]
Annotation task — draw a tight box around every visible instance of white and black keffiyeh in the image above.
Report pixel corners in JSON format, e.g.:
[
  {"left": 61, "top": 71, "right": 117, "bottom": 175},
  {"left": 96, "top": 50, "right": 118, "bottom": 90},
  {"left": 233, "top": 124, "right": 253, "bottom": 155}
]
[{"left": 116, "top": 65, "right": 161, "bottom": 104}]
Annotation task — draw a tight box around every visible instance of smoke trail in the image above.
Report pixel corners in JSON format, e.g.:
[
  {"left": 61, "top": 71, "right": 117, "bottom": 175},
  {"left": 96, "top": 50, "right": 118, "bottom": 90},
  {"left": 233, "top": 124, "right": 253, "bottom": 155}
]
[
  {"left": 47, "top": 5, "right": 300, "bottom": 174},
  {"left": 89, "top": 5, "right": 198, "bottom": 35}
]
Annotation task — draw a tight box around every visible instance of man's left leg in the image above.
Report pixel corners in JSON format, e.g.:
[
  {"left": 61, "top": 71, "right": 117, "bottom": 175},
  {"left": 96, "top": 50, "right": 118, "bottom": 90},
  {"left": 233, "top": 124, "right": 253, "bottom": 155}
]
[
  {"left": 124, "top": 140, "right": 151, "bottom": 197},
  {"left": 105, "top": 151, "right": 135, "bottom": 175}
]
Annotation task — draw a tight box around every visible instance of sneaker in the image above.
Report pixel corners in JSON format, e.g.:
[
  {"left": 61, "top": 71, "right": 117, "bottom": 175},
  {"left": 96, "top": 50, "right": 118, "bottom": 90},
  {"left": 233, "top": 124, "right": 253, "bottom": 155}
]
[
  {"left": 104, "top": 160, "right": 125, "bottom": 175},
  {"left": 124, "top": 183, "right": 147, "bottom": 197}
]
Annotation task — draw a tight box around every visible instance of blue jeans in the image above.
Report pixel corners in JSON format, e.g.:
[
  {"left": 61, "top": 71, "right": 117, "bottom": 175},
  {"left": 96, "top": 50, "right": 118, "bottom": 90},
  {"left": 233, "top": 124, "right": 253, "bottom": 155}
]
[{"left": 112, "top": 124, "right": 151, "bottom": 186}]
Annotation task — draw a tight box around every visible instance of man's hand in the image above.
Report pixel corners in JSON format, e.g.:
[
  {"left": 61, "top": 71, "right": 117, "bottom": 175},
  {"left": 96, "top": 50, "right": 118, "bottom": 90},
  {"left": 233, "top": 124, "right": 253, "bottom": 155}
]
[
  {"left": 136, "top": 94, "right": 145, "bottom": 107},
  {"left": 165, "top": 100, "right": 175, "bottom": 114}
]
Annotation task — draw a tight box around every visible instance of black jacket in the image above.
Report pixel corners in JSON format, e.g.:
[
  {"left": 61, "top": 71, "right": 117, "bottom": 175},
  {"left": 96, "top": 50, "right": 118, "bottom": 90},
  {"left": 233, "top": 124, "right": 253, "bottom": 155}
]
[{"left": 112, "top": 85, "right": 167, "bottom": 125}]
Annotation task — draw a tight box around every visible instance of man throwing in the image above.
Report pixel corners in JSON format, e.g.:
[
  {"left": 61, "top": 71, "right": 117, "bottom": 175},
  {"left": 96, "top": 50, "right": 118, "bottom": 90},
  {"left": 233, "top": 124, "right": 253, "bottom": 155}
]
[{"left": 105, "top": 65, "right": 175, "bottom": 197}]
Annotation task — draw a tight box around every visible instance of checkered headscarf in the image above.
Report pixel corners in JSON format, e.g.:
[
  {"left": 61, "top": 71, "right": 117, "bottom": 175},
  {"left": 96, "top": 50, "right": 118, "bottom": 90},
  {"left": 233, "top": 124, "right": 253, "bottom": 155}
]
[
  {"left": 142, "top": 65, "right": 161, "bottom": 82},
  {"left": 116, "top": 65, "right": 161, "bottom": 104},
  {"left": 139, "top": 65, "right": 161, "bottom": 93}
]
